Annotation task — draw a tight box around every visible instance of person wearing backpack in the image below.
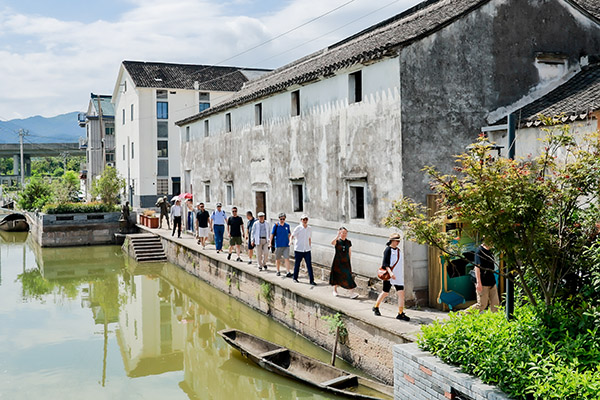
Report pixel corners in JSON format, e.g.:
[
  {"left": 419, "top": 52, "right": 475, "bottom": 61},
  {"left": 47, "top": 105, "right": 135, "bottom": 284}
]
[{"left": 372, "top": 233, "right": 410, "bottom": 321}]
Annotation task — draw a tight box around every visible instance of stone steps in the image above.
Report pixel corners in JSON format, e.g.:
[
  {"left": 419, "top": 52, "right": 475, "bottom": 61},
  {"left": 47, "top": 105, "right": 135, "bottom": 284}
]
[{"left": 129, "top": 234, "right": 167, "bottom": 262}]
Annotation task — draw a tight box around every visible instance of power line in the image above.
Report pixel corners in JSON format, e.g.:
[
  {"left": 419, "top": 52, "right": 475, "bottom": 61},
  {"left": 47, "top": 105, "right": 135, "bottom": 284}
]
[
  {"left": 124, "top": 0, "right": 404, "bottom": 121},
  {"left": 212, "top": 0, "right": 358, "bottom": 66}
]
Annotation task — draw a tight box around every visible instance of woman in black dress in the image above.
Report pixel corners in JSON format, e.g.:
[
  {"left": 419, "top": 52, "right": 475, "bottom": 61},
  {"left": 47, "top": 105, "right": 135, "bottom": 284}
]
[{"left": 329, "top": 227, "right": 359, "bottom": 298}]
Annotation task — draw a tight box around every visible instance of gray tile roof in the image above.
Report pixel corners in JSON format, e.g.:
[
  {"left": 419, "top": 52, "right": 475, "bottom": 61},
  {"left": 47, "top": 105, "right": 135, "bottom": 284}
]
[
  {"left": 573, "top": 0, "right": 600, "bottom": 20},
  {"left": 176, "top": 0, "right": 599, "bottom": 127},
  {"left": 500, "top": 59, "right": 600, "bottom": 127},
  {"left": 177, "top": 0, "right": 491, "bottom": 125},
  {"left": 91, "top": 94, "right": 114, "bottom": 117},
  {"left": 122, "top": 61, "right": 271, "bottom": 92}
]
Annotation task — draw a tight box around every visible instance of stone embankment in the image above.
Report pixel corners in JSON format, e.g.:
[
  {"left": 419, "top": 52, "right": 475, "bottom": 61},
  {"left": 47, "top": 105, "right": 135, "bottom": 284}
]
[{"left": 127, "top": 226, "right": 447, "bottom": 384}]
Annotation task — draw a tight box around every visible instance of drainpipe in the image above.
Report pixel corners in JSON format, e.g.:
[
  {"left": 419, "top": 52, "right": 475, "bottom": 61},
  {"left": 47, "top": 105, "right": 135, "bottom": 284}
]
[{"left": 506, "top": 113, "right": 516, "bottom": 320}]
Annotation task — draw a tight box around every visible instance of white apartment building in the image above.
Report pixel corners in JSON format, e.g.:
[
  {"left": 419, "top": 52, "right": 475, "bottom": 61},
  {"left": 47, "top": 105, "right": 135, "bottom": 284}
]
[
  {"left": 78, "top": 93, "right": 115, "bottom": 199},
  {"left": 112, "top": 61, "right": 269, "bottom": 208}
]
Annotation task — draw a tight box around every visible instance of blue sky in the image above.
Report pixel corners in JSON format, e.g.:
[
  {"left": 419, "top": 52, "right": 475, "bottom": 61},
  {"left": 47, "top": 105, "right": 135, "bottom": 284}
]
[{"left": 0, "top": 0, "right": 421, "bottom": 120}]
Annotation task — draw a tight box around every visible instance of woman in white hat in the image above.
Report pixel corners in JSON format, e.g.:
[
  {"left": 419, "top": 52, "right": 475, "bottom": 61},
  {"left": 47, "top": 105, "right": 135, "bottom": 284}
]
[{"left": 372, "top": 233, "right": 410, "bottom": 321}]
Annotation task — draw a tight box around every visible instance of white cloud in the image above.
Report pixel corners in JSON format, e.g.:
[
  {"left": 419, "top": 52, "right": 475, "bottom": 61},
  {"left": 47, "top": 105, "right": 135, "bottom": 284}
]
[{"left": 0, "top": 0, "right": 421, "bottom": 119}]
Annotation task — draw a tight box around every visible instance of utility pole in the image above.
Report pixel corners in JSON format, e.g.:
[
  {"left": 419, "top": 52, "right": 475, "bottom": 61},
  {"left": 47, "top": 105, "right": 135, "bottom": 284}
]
[
  {"left": 18, "top": 129, "right": 28, "bottom": 187},
  {"left": 60, "top": 151, "right": 70, "bottom": 173},
  {"left": 96, "top": 95, "right": 106, "bottom": 173}
]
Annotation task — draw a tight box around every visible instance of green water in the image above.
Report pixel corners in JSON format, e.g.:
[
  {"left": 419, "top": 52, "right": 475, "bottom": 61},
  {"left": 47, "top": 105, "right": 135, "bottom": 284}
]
[{"left": 0, "top": 232, "right": 363, "bottom": 400}]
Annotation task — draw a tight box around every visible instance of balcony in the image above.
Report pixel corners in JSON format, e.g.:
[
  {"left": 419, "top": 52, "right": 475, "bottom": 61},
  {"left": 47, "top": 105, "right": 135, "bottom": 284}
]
[
  {"left": 79, "top": 137, "right": 88, "bottom": 150},
  {"left": 78, "top": 112, "right": 87, "bottom": 127}
]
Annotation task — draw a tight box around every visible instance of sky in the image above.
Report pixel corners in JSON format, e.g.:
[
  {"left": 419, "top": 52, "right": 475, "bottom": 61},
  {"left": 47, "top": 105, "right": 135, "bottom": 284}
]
[{"left": 0, "top": 0, "right": 422, "bottom": 120}]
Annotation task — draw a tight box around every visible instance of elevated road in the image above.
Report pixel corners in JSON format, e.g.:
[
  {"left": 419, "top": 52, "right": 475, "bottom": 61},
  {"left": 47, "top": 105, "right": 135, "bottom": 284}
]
[{"left": 0, "top": 143, "right": 84, "bottom": 158}]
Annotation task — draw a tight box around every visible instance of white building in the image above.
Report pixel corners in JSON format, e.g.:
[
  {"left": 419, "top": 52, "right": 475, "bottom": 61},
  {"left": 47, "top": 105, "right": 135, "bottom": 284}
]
[
  {"left": 176, "top": 0, "right": 600, "bottom": 306},
  {"left": 112, "top": 61, "right": 270, "bottom": 208},
  {"left": 78, "top": 93, "right": 115, "bottom": 199}
]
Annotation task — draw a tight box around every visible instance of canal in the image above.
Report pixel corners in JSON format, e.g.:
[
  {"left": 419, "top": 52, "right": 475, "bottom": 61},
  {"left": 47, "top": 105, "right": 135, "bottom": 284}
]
[{"left": 0, "top": 231, "right": 366, "bottom": 399}]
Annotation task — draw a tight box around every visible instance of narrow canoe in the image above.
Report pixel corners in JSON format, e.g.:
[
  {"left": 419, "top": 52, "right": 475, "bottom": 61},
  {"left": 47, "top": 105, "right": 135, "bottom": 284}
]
[{"left": 218, "top": 329, "right": 394, "bottom": 400}]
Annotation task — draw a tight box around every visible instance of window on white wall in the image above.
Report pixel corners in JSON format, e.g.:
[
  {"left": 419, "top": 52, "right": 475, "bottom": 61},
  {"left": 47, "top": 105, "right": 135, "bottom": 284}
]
[
  {"left": 130, "top": 104, "right": 134, "bottom": 121},
  {"left": 255, "top": 103, "right": 262, "bottom": 126},
  {"left": 186, "top": 126, "right": 190, "bottom": 142},
  {"left": 122, "top": 145, "right": 125, "bottom": 160},
  {"left": 199, "top": 92, "right": 210, "bottom": 112},
  {"left": 349, "top": 182, "right": 366, "bottom": 219},
  {"left": 226, "top": 182, "right": 234, "bottom": 206},
  {"left": 131, "top": 142, "right": 135, "bottom": 159},
  {"left": 157, "top": 90, "right": 168, "bottom": 99},
  {"left": 349, "top": 71, "right": 363, "bottom": 104},
  {"left": 204, "top": 120, "right": 209, "bottom": 137},
  {"left": 122, "top": 109, "right": 125, "bottom": 125},
  {"left": 157, "top": 159, "right": 169, "bottom": 176},
  {"left": 204, "top": 183, "right": 211, "bottom": 203},
  {"left": 157, "top": 178, "right": 169, "bottom": 194},
  {"left": 291, "top": 90, "right": 300, "bottom": 117},
  {"left": 292, "top": 180, "right": 304, "bottom": 212},
  {"left": 225, "top": 113, "right": 231, "bottom": 133},
  {"left": 157, "top": 121, "right": 168, "bottom": 138}
]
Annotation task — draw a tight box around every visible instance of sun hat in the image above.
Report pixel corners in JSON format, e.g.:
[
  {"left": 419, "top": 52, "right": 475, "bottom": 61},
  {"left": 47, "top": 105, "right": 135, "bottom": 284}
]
[
  {"left": 216, "top": 202, "right": 222, "bottom": 207},
  {"left": 300, "top": 214, "right": 309, "bottom": 220},
  {"left": 389, "top": 233, "right": 401, "bottom": 241},
  {"left": 257, "top": 212, "right": 265, "bottom": 217}
]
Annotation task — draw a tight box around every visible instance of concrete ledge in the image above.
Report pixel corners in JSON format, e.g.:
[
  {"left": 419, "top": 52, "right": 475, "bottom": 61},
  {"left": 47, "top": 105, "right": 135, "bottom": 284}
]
[
  {"left": 129, "top": 226, "right": 447, "bottom": 384},
  {"left": 28, "top": 211, "right": 137, "bottom": 247},
  {"left": 393, "top": 343, "right": 510, "bottom": 400}
]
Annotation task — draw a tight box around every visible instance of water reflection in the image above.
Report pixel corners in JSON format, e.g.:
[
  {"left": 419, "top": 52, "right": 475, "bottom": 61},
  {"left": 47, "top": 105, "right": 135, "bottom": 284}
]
[{"left": 0, "top": 232, "right": 349, "bottom": 399}]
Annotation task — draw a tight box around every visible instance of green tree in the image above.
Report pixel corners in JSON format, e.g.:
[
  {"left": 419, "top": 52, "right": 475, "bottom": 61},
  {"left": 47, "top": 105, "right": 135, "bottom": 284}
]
[
  {"left": 17, "top": 177, "right": 54, "bottom": 211},
  {"left": 385, "top": 124, "right": 600, "bottom": 307},
  {"left": 0, "top": 157, "right": 13, "bottom": 175},
  {"left": 54, "top": 170, "right": 80, "bottom": 203},
  {"left": 91, "top": 166, "right": 125, "bottom": 205}
]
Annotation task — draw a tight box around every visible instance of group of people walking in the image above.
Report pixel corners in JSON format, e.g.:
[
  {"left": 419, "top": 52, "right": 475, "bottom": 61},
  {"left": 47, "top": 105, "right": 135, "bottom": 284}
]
[
  {"left": 154, "top": 196, "right": 413, "bottom": 321},
  {"left": 154, "top": 196, "right": 499, "bottom": 322}
]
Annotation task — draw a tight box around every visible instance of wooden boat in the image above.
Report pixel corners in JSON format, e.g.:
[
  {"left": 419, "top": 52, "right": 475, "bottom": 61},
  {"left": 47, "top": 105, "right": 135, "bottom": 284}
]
[
  {"left": 0, "top": 213, "right": 29, "bottom": 232},
  {"left": 218, "top": 329, "right": 394, "bottom": 400}
]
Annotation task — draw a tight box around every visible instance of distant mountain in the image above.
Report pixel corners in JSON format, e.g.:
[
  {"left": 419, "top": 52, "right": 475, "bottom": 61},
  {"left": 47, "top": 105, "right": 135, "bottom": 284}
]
[{"left": 0, "top": 112, "right": 84, "bottom": 144}]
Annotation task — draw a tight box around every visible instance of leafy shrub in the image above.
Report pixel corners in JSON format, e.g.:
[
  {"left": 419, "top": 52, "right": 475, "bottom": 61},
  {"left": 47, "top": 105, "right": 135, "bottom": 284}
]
[
  {"left": 42, "top": 202, "right": 120, "bottom": 214},
  {"left": 419, "top": 306, "right": 600, "bottom": 399},
  {"left": 17, "top": 177, "right": 54, "bottom": 211}
]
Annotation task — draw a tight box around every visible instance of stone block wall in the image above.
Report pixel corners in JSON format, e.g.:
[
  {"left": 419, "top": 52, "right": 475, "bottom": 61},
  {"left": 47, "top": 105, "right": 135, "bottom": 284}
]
[
  {"left": 147, "top": 236, "right": 411, "bottom": 384},
  {"left": 29, "top": 211, "right": 135, "bottom": 247},
  {"left": 394, "top": 343, "right": 509, "bottom": 400}
]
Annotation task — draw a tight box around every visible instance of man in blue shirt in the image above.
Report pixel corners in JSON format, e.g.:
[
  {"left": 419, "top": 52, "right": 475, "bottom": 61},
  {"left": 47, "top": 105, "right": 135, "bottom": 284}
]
[
  {"left": 270, "top": 213, "right": 291, "bottom": 277},
  {"left": 210, "top": 202, "right": 227, "bottom": 253}
]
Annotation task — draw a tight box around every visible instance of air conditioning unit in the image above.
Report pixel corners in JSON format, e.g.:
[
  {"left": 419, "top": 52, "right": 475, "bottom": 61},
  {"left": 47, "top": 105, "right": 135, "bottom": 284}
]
[{"left": 106, "top": 162, "right": 115, "bottom": 167}]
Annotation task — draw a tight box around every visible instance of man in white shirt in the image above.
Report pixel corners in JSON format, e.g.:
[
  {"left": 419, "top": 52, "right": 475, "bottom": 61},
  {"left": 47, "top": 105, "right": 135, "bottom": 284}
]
[
  {"left": 171, "top": 199, "right": 183, "bottom": 238},
  {"left": 251, "top": 212, "right": 271, "bottom": 271},
  {"left": 290, "top": 214, "right": 315, "bottom": 285}
]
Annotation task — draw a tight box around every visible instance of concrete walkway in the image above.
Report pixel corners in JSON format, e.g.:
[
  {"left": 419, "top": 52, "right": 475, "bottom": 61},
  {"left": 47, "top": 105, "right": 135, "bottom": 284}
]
[{"left": 141, "top": 225, "right": 448, "bottom": 342}]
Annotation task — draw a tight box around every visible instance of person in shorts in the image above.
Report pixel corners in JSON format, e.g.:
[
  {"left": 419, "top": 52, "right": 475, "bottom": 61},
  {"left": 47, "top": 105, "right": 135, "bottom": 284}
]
[
  {"left": 195, "top": 202, "right": 210, "bottom": 249},
  {"left": 270, "top": 213, "right": 291, "bottom": 277},
  {"left": 227, "top": 207, "right": 245, "bottom": 262},
  {"left": 372, "top": 233, "right": 410, "bottom": 321}
]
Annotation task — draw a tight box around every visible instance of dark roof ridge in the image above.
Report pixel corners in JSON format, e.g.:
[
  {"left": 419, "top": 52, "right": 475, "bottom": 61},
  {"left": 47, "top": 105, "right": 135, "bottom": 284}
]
[
  {"left": 122, "top": 60, "right": 270, "bottom": 72},
  {"left": 328, "top": 0, "right": 447, "bottom": 50}
]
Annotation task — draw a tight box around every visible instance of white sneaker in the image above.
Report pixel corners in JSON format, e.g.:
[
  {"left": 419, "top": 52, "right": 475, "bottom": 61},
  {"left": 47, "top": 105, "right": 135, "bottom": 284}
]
[{"left": 332, "top": 291, "right": 338, "bottom": 297}]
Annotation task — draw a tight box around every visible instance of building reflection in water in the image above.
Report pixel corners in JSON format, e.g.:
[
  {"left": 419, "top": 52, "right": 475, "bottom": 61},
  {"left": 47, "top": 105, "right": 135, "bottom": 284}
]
[{"left": 23, "top": 239, "right": 339, "bottom": 399}]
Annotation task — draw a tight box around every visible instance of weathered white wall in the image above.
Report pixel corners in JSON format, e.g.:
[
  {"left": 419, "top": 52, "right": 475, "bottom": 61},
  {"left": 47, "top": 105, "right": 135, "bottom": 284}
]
[
  {"left": 179, "top": 57, "right": 430, "bottom": 301},
  {"left": 488, "top": 119, "right": 599, "bottom": 159}
]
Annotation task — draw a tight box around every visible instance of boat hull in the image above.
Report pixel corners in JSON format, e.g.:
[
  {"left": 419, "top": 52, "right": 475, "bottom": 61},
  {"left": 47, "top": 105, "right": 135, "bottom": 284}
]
[{"left": 218, "top": 329, "right": 393, "bottom": 400}]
